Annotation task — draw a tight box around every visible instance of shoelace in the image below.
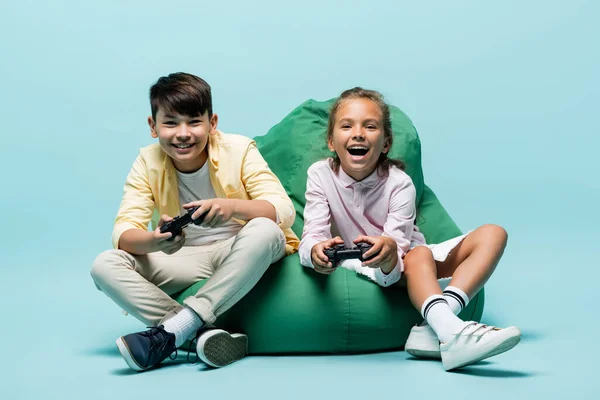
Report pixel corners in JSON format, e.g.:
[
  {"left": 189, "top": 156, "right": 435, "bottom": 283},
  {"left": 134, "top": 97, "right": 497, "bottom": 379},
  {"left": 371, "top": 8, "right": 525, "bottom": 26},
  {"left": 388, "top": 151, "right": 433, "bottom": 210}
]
[
  {"left": 186, "top": 335, "right": 200, "bottom": 364},
  {"left": 145, "top": 327, "right": 178, "bottom": 361}
]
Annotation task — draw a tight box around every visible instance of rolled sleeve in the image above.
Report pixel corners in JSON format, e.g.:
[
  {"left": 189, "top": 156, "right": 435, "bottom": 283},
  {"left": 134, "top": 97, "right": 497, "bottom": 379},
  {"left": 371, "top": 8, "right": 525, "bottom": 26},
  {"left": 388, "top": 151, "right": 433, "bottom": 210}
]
[
  {"left": 241, "top": 142, "right": 295, "bottom": 229},
  {"left": 111, "top": 154, "right": 155, "bottom": 249}
]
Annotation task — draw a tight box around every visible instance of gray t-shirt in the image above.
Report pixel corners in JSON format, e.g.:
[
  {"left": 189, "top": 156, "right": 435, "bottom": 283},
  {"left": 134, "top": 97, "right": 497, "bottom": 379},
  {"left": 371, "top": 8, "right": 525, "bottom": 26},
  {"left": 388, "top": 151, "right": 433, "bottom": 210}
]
[{"left": 176, "top": 162, "right": 242, "bottom": 246}]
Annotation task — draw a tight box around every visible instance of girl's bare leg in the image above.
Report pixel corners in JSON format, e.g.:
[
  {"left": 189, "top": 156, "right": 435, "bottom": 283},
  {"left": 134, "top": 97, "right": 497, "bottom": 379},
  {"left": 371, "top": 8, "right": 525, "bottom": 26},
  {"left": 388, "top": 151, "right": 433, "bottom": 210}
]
[{"left": 435, "top": 224, "right": 508, "bottom": 298}]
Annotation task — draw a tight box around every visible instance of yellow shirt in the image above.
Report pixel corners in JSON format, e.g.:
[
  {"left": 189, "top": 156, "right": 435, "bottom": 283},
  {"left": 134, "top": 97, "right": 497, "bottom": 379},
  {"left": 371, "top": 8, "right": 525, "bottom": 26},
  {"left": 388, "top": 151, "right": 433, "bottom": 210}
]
[{"left": 112, "top": 130, "right": 299, "bottom": 255}]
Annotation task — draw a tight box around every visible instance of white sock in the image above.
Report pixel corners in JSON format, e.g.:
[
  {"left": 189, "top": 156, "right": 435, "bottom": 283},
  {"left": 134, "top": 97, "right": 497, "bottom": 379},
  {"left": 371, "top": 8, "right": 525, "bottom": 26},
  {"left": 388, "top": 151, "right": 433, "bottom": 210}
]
[
  {"left": 162, "top": 306, "right": 204, "bottom": 347},
  {"left": 443, "top": 286, "right": 469, "bottom": 315},
  {"left": 421, "top": 294, "right": 465, "bottom": 343}
]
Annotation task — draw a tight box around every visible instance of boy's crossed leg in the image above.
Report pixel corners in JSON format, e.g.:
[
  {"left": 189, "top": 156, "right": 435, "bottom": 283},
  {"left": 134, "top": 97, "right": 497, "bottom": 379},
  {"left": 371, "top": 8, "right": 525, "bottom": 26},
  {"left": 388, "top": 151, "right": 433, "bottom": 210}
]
[{"left": 91, "top": 217, "right": 285, "bottom": 371}]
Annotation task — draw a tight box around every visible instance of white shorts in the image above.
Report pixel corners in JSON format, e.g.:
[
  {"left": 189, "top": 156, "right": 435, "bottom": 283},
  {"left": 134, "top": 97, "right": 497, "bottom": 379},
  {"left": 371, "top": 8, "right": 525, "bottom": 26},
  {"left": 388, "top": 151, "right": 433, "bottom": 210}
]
[{"left": 416, "top": 231, "right": 471, "bottom": 264}]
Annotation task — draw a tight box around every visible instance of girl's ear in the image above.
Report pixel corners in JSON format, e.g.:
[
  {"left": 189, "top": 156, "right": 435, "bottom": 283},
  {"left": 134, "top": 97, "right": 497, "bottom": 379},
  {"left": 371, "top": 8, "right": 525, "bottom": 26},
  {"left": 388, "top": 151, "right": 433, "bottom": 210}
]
[
  {"left": 327, "top": 138, "right": 335, "bottom": 152},
  {"left": 382, "top": 137, "right": 391, "bottom": 154},
  {"left": 148, "top": 116, "right": 157, "bottom": 138}
]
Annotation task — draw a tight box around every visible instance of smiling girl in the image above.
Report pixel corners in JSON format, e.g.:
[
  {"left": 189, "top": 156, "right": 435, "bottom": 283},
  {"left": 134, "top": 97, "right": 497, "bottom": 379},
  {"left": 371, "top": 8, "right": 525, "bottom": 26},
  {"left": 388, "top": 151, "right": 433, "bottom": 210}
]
[{"left": 298, "top": 87, "right": 521, "bottom": 371}]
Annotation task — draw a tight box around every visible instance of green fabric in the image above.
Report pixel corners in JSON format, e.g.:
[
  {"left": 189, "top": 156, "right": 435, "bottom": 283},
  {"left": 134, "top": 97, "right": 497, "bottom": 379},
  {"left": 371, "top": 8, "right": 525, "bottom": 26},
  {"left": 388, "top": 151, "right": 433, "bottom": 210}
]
[
  {"left": 172, "top": 98, "right": 484, "bottom": 354},
  {"left": 174, "top": 253, "right": 483, "bottom": 354}
]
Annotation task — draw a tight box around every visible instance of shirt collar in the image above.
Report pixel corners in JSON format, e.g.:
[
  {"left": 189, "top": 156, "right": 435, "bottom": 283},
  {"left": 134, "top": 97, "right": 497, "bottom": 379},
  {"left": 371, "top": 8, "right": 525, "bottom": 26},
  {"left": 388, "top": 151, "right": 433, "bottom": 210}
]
[
  {"left": 336, "top": 162, "right": 381, "bottom": 189},
  {"left": 208, "top": 129, "right": 220, "bottom": 169}
]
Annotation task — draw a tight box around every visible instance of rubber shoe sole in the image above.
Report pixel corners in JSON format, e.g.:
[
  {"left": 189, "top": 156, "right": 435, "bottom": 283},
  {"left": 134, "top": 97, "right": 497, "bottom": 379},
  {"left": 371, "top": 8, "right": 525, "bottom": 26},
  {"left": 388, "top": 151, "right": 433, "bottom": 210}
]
[
  {"left": 405, "top": 325, "right": 441, "bottom": 359},
  {"left": 116, "top": 336, "right": 145, "bottom": 372},
  {"left": 406, "top": 347, "right": 442, "bottom": 359},
  {"left": 196, "top": 329, "right": 248, "bottom": 368}
]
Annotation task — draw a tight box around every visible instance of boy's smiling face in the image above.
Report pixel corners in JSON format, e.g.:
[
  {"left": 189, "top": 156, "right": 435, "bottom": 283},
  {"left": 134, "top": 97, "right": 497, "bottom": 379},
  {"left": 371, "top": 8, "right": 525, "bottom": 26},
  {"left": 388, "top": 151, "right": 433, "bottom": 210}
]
[{"left": 148, "top": 107, "right": 218, "bottom": 173}]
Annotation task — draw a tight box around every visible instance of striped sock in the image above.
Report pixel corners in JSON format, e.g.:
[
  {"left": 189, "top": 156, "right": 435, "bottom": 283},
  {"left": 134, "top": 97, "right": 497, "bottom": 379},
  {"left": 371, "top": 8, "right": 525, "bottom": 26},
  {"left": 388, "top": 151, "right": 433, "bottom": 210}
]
[
  {"left": 443, "top": 286, "right": 469, "bottom": 315},
  {"left": 421, "top": 294, "right": 465, "bottom": 343}
]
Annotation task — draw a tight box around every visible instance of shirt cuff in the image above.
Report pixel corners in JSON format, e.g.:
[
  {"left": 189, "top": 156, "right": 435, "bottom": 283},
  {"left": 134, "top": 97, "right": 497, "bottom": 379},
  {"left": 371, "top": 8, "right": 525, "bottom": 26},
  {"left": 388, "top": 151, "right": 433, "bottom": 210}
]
[
  {"left": 112, "top": 222, "right": 143, "bottom": 249},
  {"left": 339, "top": 259, "right": 401, "bottom": 287},
  {"left": 299, "top": 237, "right": 320, "bottom": 269},
  {"left": 373, "top": 265, "right": 402, "bottom": 287},
  {"left": 262, "top": 197, "right": 294, "bottom": 229}
]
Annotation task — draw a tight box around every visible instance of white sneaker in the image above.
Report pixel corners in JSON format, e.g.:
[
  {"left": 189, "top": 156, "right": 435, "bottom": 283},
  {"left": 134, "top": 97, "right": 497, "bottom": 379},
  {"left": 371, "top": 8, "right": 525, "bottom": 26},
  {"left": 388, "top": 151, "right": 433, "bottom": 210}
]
[
  {"left": 196, "top": 329, "right": 248, "bottom": 368},
  {"left": 440, "top": 322, "right": 521, "bottom": 371},
  {"left": 405, "top": 324, "right": 441, "bottom": 359}
]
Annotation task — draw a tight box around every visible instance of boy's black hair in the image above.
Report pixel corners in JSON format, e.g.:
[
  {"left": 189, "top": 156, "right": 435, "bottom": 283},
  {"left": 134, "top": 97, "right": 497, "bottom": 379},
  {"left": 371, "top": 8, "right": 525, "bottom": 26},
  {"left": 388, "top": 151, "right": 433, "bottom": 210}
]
[{"left": 149, "top": 72, "right": 212, "bottom": 120}]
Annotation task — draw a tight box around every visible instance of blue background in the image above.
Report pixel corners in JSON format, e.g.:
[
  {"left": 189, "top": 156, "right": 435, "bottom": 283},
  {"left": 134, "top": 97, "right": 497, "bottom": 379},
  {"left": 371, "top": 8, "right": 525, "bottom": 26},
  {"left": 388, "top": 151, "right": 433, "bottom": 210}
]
[{"left": 1, "top": 0, "right": 598, "bottom": 398}]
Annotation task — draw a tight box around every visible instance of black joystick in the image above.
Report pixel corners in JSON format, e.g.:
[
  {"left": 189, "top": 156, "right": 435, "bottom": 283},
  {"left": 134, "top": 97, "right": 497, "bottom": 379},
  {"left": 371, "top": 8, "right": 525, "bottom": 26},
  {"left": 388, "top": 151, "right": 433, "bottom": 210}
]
[
  {"left": 323, "top": 243, "right": 378, "bottom": 267},
  {"left": 159, "top": 206, "right": 206, "bottom": 240}
]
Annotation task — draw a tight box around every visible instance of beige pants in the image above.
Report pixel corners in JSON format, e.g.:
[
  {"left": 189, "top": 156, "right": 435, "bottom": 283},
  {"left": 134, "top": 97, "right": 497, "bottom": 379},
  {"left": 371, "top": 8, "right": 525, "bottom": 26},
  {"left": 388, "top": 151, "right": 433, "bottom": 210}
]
[{"left": 91, "top": 217, "right": 286, "bottom": 327}]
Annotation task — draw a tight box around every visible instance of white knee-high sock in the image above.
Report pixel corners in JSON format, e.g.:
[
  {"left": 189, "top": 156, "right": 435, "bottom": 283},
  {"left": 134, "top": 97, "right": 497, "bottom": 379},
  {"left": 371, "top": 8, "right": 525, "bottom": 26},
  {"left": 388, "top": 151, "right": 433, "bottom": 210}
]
[
  {"left": 443, "top": 286, "right": 470, "bottom": 315},
  {"left": 421, "top": 295, "right": 465, "bottom": 343},
  {"left": 162, "top": 306, "right": 204, "bottom": 347}
]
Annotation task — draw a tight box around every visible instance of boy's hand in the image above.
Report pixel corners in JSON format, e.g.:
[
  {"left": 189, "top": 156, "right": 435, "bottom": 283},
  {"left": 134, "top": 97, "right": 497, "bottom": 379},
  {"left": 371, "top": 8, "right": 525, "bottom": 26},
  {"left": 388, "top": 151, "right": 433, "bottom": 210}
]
[
  {"left": 154, "top": 214, "right": 185, "bottom": 255},
  {"left": 311, "top": 236, "right": 344, "bottom": 274},
  {"left": 183, "top": 199, "right": 236, "bottom": 228},
  {"left": 353, "top": 235, "right": 398, "bottom": 274}
]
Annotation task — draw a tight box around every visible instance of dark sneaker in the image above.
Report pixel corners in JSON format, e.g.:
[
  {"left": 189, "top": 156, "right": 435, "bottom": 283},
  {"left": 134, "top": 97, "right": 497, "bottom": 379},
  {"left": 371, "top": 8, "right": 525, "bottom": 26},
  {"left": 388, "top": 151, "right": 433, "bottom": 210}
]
[
  {"left": 116, "top": 326, "right": 177, "bottom": 372},
  {"left": 195, "top": 329, "right": 248, "bottom": 368}
]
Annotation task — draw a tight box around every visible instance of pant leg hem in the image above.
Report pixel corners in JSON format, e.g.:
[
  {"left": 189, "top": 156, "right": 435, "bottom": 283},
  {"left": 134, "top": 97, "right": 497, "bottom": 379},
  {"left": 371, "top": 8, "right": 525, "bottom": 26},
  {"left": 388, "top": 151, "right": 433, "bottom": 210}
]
[{"left": 183, "top": 297, "right": 216, "bottom": 325}]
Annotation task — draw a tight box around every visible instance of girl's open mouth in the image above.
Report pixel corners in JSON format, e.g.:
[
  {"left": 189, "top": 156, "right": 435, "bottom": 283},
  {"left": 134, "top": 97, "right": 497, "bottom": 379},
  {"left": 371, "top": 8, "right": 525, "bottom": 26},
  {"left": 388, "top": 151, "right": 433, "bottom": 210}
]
[{"left": 347, "top": 146, "right": 369, "bottom": 156}]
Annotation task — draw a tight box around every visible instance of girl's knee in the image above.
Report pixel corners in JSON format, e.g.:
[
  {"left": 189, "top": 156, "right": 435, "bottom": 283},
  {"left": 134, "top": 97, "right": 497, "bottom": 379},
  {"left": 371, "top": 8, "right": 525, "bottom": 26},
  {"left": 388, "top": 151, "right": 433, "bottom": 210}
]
[
  {"left": 404, "top": 246, "right": 433, "bottom": 267},
  {"left": 403, "top": 246, "right": 434, "bottom": 279},
  {"left": 477, "top": 224, "right": 508, "bottom": 248}
]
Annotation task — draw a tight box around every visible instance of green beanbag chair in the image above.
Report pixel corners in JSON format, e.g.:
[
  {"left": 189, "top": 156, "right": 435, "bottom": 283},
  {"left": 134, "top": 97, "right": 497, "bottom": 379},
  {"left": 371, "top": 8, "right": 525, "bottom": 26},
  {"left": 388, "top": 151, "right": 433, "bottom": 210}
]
[{"left": 172, "top": 99, "right": 484, "bottom": 354}]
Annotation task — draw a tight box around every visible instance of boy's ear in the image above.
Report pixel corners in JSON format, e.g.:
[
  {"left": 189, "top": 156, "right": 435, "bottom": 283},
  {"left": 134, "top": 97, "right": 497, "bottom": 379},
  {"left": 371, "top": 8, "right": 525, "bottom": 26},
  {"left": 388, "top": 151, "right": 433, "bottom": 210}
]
[
  {"left": 148, "top": 116, "right": 157, "bottom": 138},
  {"left": 209, "top": 113, "right": 219, "bottom": 134}
]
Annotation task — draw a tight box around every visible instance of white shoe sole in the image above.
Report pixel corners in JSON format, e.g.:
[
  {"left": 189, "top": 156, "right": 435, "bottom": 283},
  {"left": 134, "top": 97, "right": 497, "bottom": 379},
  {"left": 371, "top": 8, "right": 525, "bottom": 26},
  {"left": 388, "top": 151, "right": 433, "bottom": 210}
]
[
  {"left": 196, "top": 330, "right": 248, "bottom": 368},
  {"left": 116, "top": 336, "right": 145, "bottom": 372},
  {"left": 442, "top": 327, "right": 521, "bottom": 371},
  {"left": 405, "top": 326, "right": 441, "bottom": 359},
  {"left": 406, "top": 347, "right": 441, "bottom": 359}
]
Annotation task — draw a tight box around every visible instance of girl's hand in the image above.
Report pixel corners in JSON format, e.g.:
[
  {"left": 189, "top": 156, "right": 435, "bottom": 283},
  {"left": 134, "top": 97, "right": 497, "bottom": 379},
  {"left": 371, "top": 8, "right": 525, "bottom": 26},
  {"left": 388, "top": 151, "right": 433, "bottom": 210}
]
[
  {"left": 353, "top": 235, "right": 398, "bottom": 273},
  {"left": 154, "top": 214, "right": 186, "bottom": 255},
  {"left": 183, "top": 199, "right": 236, "bottom": 228},
  {"left": 311, "top": 236, "right": 345, "bottom": 274}
]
